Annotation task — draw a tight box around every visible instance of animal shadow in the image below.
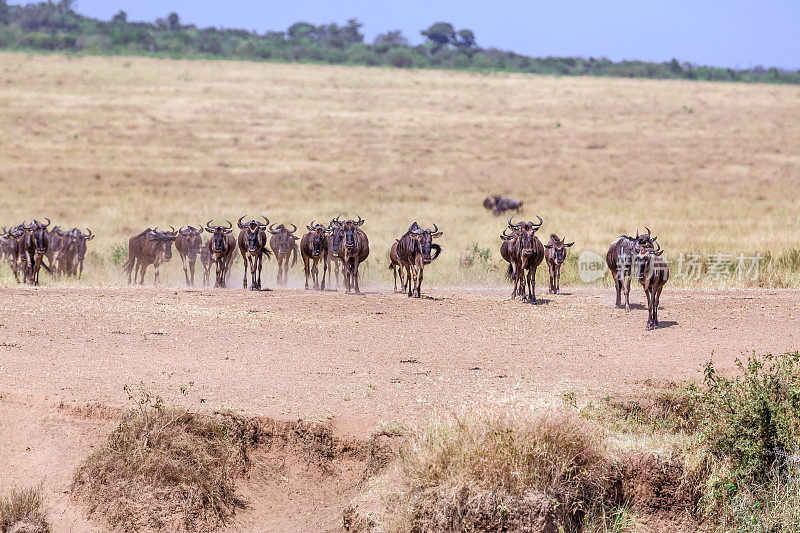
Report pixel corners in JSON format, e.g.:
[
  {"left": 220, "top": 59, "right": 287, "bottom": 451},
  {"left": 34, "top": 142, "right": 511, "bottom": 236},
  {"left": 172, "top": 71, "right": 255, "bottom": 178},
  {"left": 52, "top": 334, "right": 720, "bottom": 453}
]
[{"left": 654, "top": 320, "right": 678, "bottom": 329}]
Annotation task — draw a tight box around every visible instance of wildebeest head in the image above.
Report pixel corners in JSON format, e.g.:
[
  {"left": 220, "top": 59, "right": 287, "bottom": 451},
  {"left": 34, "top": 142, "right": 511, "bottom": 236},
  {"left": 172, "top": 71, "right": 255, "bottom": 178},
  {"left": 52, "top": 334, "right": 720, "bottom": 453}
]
[
  {"left": 340, "top": 215, "right": 365, "bottom": 252},
  {"left": 147, "top": 229, "right": 177, "bottom": 260},
  {"left": 25, "top": 218, "right": 50, "bottom": 255},
  {"left": 329, "top": 216, "right": 345, "bottom": 254},
  {"left": 409, "top": 222, "right": 443, "bottom": 264},
  {"left": 269, "top": 223, "right": 298, "bottom": 256},
  {"left": 178, "top": 225, "right": 203, "bottom": 252},
  {"left": 515, "top": 215, "right": 542, "bottom": 256},
  {"left": 205, "top": 220, "right": 233, "bottom": 255},
  {"left": 305, "top": 221, "right": 329, "bottom": 256},
  {"left": 635, "top": 227, "right": 657, "bottom": 248},
  {"left": 70, "top": 227, "right": 94, "bottom": 258},
  {"left": 634, "top": 240, "right": 663, "bottom": 281},
  {"left": 545, "top": 233, "right": 574, "bottom": 264}
]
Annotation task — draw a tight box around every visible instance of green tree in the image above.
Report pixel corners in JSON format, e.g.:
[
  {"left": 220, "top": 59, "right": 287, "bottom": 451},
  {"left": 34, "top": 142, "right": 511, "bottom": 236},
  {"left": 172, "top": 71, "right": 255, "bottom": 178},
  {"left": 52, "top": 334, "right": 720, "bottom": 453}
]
[
  {"left": 455, "top": 29, "right": 476, "bottom": 49},
  {"left": 421, "top": 22, "right": 455, "bottom": 50},
  {"left": 167, "top": 12, "right": 180, "bottom": 30},
  {"left": 287, "top": 21, "right": 315, "bottom": 40},
  {"left": 112, "top": 10, "right": 127, "bottom": 24},
  {"left": 0, "top": 0, "right": 8, "bottom": 25}
]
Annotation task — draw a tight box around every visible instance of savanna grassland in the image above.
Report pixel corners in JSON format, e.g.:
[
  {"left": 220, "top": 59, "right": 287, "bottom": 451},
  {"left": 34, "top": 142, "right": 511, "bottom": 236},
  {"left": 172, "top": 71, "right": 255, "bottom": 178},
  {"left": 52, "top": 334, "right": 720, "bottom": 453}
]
[{"left": 1, "top": 51, "right": 799, "bottom": 287}]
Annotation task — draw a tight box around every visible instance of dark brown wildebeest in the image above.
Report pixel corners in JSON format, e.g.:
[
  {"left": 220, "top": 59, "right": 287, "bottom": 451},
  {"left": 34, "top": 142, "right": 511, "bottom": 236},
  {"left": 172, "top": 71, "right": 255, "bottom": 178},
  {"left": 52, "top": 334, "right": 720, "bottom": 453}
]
[
  {"left": 300, "top": 221, "right": 330, "bottom": 291},
  {"left": 634, "top": 239, "right": 669, "bottom": 330},
  {"left": 499, "top": 223, "right": 521, "bottom": 292},
  {"left": 175, "top": 225, "right": 204, "bottom": 287},
  {"left": 544, "top": 234, "right": 574, "bottom": 295},
  {"left": 44, "top": 225, "right": 64, "bottom": 270},
  {"left": 268, "top": 223, "right": 299, "bottom": 286},
  {"left": 335, "top": 215, "right": 370, "bottom": 294},
  {"left": 2, "top": 224, "right": 26, "bottom": 282},
  {"left": 395, "top": 222, "right": 442, "bottom": 298},
  {"left": 508, "top": 216, "right": 545, "bottom": 303},
  {"left": 388, "top": 240, "right": 407, "bottom": 293},
  {"left": 199, "top": 240, "right": 212, "bottom": 288},
  {"left": 325, "top": 217, "right": 344, "bottom": 288},
  {"left": 236, "top": 215, "right": 272, "bottom": 290},
  {"left": 606, "top": 228, "right": 656, "bottom": 311},
  {"left": 483, "top": 195, "right": 523, "bottom": 216},
  {"left": 123, "top": 227, "right": 177, "bottom": 285},
  {"left": 54, "top": 230, "right": 78, "bottom": 278},
  {"left": 20, "top": 219, "right": 51, "bottom": 285},
  {"left": 206, "top": 220, "right": 237, "bottom": 288},
  {"left": 69, "top": 227, "right": 94, "bottom": 279}
]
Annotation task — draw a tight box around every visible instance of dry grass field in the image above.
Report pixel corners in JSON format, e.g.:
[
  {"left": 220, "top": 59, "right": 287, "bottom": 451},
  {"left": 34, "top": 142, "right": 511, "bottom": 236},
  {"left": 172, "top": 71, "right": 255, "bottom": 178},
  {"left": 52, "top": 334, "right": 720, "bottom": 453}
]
[{"left": 1, "top": 51, "right": 799, "bottom": 287}]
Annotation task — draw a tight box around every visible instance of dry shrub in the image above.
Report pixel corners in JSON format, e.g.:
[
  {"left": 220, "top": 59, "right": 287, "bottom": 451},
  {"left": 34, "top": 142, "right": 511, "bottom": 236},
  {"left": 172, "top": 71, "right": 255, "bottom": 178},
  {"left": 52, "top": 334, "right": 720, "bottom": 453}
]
[
  {"left": 348, "top": 410, "right": 616, "bottom": 532},
  {"left": 71, "top": 405, "right": 255, "bottom": 532},
  {"left": 0, "top": 487, "right": 51, "bottom": 533}
]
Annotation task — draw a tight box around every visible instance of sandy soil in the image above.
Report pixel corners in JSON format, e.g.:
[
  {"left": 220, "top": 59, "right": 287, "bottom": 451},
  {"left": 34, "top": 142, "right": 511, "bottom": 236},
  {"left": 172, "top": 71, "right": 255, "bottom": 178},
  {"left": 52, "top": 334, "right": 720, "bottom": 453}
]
[{"left": 1, "top": 285, "right": 798, "bottom": 531}]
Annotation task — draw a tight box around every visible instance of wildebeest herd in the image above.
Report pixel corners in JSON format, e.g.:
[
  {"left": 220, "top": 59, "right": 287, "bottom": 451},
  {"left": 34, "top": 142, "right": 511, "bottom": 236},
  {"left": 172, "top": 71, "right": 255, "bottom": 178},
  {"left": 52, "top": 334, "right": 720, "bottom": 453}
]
[{"left": 1, "top": 214, "right": 670, "bottom": 329}]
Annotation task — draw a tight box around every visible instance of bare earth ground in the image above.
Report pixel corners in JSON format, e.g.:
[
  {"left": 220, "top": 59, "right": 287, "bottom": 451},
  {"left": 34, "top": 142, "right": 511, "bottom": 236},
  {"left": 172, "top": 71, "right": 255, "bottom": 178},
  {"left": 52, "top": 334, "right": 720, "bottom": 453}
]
[{"left": 1, "top": 285, "right": 799, "bottom": 530}]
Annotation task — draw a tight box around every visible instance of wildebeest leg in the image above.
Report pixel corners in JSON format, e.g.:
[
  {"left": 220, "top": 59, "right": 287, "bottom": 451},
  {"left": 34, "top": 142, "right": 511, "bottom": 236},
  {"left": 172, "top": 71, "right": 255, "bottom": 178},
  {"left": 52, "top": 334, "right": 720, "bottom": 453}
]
[
  {"left": 653, "top": 286, "right": 661, "bottom": 327},
  {"left": 321, "top": 253, "right": 327, "bottom": 291},
  {"left": 528, "top": 265, "right": 538, "bottom": 305},
  {"left": 392, "top": 264, "right": 398, "bottom": 292},
  {"left": 303, "top": 255, "right": 311, "bottom": 290},
  {"left": 241, "top": 250, "right": 248, "bottom": 289},
  {"left": 78, "top": 258, "right": 84, "bottom": 279},
  {"left": 138, "top": 263, "right": 147, "bottom": 285},
  {"left": 614, "top": 275, "right": 622, "bottom": 307},
  {"left": 153, "top": 260, "right": 161, "bottom": 285},
  {"left": 353, "top": 261, "right": 362, "bottom": 294},
  {"left": 311, "top": 257, "right": 320, "bottom": 290},
  {"left": 624, "top": 277, "right": 631, "bottom": 313},
  {"left": 188, "top": 258, "right": 196, "bottom": 287},
  {"left": 343, "top": 260, "right": 352, "bottom": 294},
  {"left": 180, "top": 253, "right": 190, "bottom": 286},
  {"left": 335, "top": 259, "right": 341, "bottom": 288},
  {"left": 556, "top": 264, "right": 561, "bottom": 294},
  {"left": 417, "top": 265, "right": 424, "bottom": 298}
]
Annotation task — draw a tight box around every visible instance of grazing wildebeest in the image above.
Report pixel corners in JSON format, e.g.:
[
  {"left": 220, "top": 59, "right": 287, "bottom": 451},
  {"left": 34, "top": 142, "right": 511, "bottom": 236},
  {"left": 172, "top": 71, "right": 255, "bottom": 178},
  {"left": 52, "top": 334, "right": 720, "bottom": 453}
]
[
  {"left": 606, "top": 228, "right": 656, "bottom": 311},
  {"left": 123, "top": 227, "right": 177, "bottom": 285},
  {"left": 508, "top": 216, "right": 545, "bottom": 304},
  {"left": 70, "top": 227, "right": 94, "bottom": 279},
  {"left": 205, "top": 220, "right": 236, "bottom": 288},
  {"left": 325, "top": 218, "right": 344, "bottom": 289},
  {"left": 236, "top": 215, "right": 272, "bottom": 290},
  {"left": 634, "top": 240, "right": 669, "bottom": 330},
  {"left": 336, "top": 215, "right": 370, "bottom": 294},
  {"left": 544, "top": 234, "right": 574, "bottom": 295},
  {"left": 395, "top": 222, "right": 442, "bottom": 298},
  {"left": 175, "top": 225, "right": 204, "bottom": 287},
  {"left": 300, "top": 221, "right": 330, "bottom": 291},
  {"left": 268, "top": 223, "right": 299, "bottom": 286},
  {"left": 483, "top": 195, "right": 523, "bottom": 216},
  {"left": 389, "top": 240, "right": 407, "bottom": 293},
  {"left": 20, "top": 219, "right": 51, "bottom": 285}
]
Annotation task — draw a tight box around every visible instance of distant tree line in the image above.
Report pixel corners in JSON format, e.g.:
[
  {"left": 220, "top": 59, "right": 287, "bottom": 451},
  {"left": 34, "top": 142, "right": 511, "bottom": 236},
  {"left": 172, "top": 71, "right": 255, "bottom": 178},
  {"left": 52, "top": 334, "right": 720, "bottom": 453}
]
[{"left": 0, "top": 1, "right": 797, "bottom": 84}]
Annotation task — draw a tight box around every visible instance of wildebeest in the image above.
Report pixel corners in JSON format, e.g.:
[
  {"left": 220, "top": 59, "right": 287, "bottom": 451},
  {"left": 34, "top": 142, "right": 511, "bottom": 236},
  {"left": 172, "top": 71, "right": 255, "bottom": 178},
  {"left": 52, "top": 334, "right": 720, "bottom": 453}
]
[
  {"left": 175, "top": 225, "right": 204, "bottom": 287},
  {"left": 268, "top": 223, "right": 299, "bottom": 286},
  {"left": 395, "top": 222, "right": 442, "bottom": 298},
  {"left": 199, "top": 242, "right": 212, "bottom": 288},
  {"left": 300, "top": 221, "right": 330, "bottom": 291},
  {"left": 606, "top": 228, "right": 656, "bottom": 311},
  {"left": 206, "top": 220, "right": 236, "bottom": 288},
  {"left": 53, "top": 230, "right": 77, "bottom": 278},
  {"left": 325, "top": 218, "right": 343, "bottom": 288},
  {"left": 70, "top": 227, "right": 94, "bottom": 279},
  {"left": 388, "top": 240, "right": 407, "bottom": 293},
  {"left": 2, "top": 224, "right": 26, "bottom": 282},
  {"left": 20, "top": 219, "right": 52, "bottom": 285},
  {"left": 236, "top": 215, "right": 272, "bottom": 290},
  {"left": 44, "top": 225, "right": 64, "bottom": 270},
  {"left": 483, "top": 195, "right": 523, "bottom": 216},
  {"left": 634, "top": 239, "right": 669, "bottom": 330},
  {"left": 123, "top": 227, "right": 177, "bottom": 285},
  {"left": 333, "top": 215, "right": 370, "bottom": 294},
  {"left": 544, "top": 234, "right": 574, "bottom": 294},
  {"left": 507, "top": 216, "right": 545, "bottom": 303}
]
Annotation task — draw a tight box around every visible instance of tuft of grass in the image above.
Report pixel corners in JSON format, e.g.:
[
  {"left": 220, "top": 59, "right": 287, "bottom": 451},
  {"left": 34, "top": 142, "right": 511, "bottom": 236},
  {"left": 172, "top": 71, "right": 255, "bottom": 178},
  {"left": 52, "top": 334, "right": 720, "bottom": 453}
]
[
  {"left": 0, "top": 487, "right": 51, "bottom": 533},
  {"left": 71, "top": 388, "right": 256, "bottom": 532},
  {"left": 350, "top": 410, "right": 616, "bottom": 532}
]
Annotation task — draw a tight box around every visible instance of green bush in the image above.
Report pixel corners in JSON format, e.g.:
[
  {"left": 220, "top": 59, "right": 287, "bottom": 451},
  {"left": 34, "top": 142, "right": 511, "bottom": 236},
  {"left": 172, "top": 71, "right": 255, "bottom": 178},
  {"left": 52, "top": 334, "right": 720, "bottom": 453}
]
[
  {"left": 693, "top": 352, "right": 800, "bottom": 499},
  {"left": 386, "top": 47, "right": 413, "bottom": 68}
]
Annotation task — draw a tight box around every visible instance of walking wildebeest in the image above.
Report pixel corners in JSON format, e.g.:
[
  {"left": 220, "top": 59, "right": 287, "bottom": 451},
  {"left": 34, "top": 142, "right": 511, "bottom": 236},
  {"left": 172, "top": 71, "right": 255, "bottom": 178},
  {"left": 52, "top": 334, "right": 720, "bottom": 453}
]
[
  {"left": 206, "top": 220, "right": 236, "bottom": 288},
  {"left": 2, "top": 224, "right": 26, "bottom": 282},
  {"left": 334, "top": 215, "right": 370, "bottom": 294},
  {"left": 544, "top": 234, "right": 574, "bottom": 294},
  {"left": 606, "top": 228, "right": 656, "bottom": 311},
  {"left": 507, "top": 216, "right": 545, "bottom": 303},
  {"left": 236, "top": 216, "right": 272, "bottom": 290},
  {"left": 123, "top": 228, "right": 177, "bottom": 285},
  {"left": 483, "top": 195, "right": 523, "bottom": 216},
  {"left": 269, "top": 223, "right": 299, "bottom": 286},
  {"left": 395, "top": 222, "right": 442, "bottom": 298},
  {"left": 175, "top": 225, "right": 204, "bottom": 287},
  {"left": 300, "top": 221, "right": 330, "bottom": 291},
  {"left": 70, "top": 227, "right": 94, "bottom": 279},
  {"left": 44, "top": 225, "right": 64, "bottom": 270},
  {"left": 634, "top": 239, "right": 669, "bottom": 330},
  {"left": 20, "top": 219, "right": 51, "bottom": 285},
  {"left": 389, "top": 240, "right": 407, "bottom": 293},
  {"left": 199, "top": 242, "right": 212, "bottom": 288},
  {"left": 325, "top": 218, "right": 344, "bottom": 289}
]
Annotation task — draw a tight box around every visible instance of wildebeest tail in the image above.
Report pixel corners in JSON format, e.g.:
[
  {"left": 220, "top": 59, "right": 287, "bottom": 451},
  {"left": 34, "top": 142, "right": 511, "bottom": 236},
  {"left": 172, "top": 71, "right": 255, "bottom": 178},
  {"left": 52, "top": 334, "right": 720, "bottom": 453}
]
[
  {"left": 506, "top": 263, "right": 515, "bottom": 281},
  {"left": 262, "top": 248, "right": 273, "bottom": 260},
  {"left": 291, "top": 243, "right": 299, "bottom": 267},
  {"left": 430, "top": 243, "right": 442, "bottom": 261}
]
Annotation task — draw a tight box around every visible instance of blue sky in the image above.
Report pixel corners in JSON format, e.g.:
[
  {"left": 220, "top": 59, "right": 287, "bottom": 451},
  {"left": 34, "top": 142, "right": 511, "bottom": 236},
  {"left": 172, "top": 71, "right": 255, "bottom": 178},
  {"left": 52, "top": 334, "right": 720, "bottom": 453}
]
[{"left": 12, "top": 1, "right": 800, "bottom": 69}]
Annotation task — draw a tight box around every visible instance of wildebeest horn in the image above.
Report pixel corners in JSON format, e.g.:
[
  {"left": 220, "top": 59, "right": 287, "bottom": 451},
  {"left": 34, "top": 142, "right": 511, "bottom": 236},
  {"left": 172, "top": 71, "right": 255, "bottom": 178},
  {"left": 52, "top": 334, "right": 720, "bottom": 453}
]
[
  {"left": 205, "top": 220, "right": 214, "bottom": 229},
  {"left": 42, "top": 218, "right": 50, "bottom": 228},
  {"left": 645, "top": 226, "right": 651, "bottom": 236},
  {"left": 288, "top": 223, "right": 297, "bottom": 233},
  {"left": 260, "top": 215, "right": 270, "bottom": 227},
  {"left": 508, "top": 216, "right": 523, "bottom": 229},
  {"left": 179, "top": 226, "right": 188, "bottom": 235},
  {"left": 152, "top": 226, "right": 159, "bottom": 233},
  {"left": 168, "top": 226, "right": 176, "bottom": 234},
  {"left": 224, "top": 220, "right": 232, "bottom": 229},
  {"left": 431, "top": 223, "right": 439, "bottom": 234},
  {"left": 652, "top": 240, "right": 661, "bottom": 252},
  {"left": 636, "top": 228, "right": 640, "bottom": 239},
  {"left": 335, "top": 214, "right": 342, "bottom": 224},
  {"left": 531, "top": 215, "right": 543, "bottom": 227},
  {"left": 86, "top": 227, "right": 94, "bottom": 239},
  {"left": 502, "top": 227, "right": 515, "bottom": 237},
  {"left": 237, "top": 215, "right": 246, "bottom": 228},
  {"left": 269, "top": 222, "right": 281, "bottom": 234},
  {"left": 355, "top": 214, "right": 364, "bottom": 226}
]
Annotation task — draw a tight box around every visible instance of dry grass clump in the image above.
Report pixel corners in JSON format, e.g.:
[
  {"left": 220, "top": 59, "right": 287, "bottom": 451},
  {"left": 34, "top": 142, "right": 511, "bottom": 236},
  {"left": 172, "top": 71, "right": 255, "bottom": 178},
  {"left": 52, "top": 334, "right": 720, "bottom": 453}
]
[
  {"left": 0, "top": 487, "right": 51, "bottom": 533},
  {"left": 348, "top": 410, "right": 616, "bottom": 532},
  {"left": 71, "top": 404, "right": 255, "bottom": 532}
]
